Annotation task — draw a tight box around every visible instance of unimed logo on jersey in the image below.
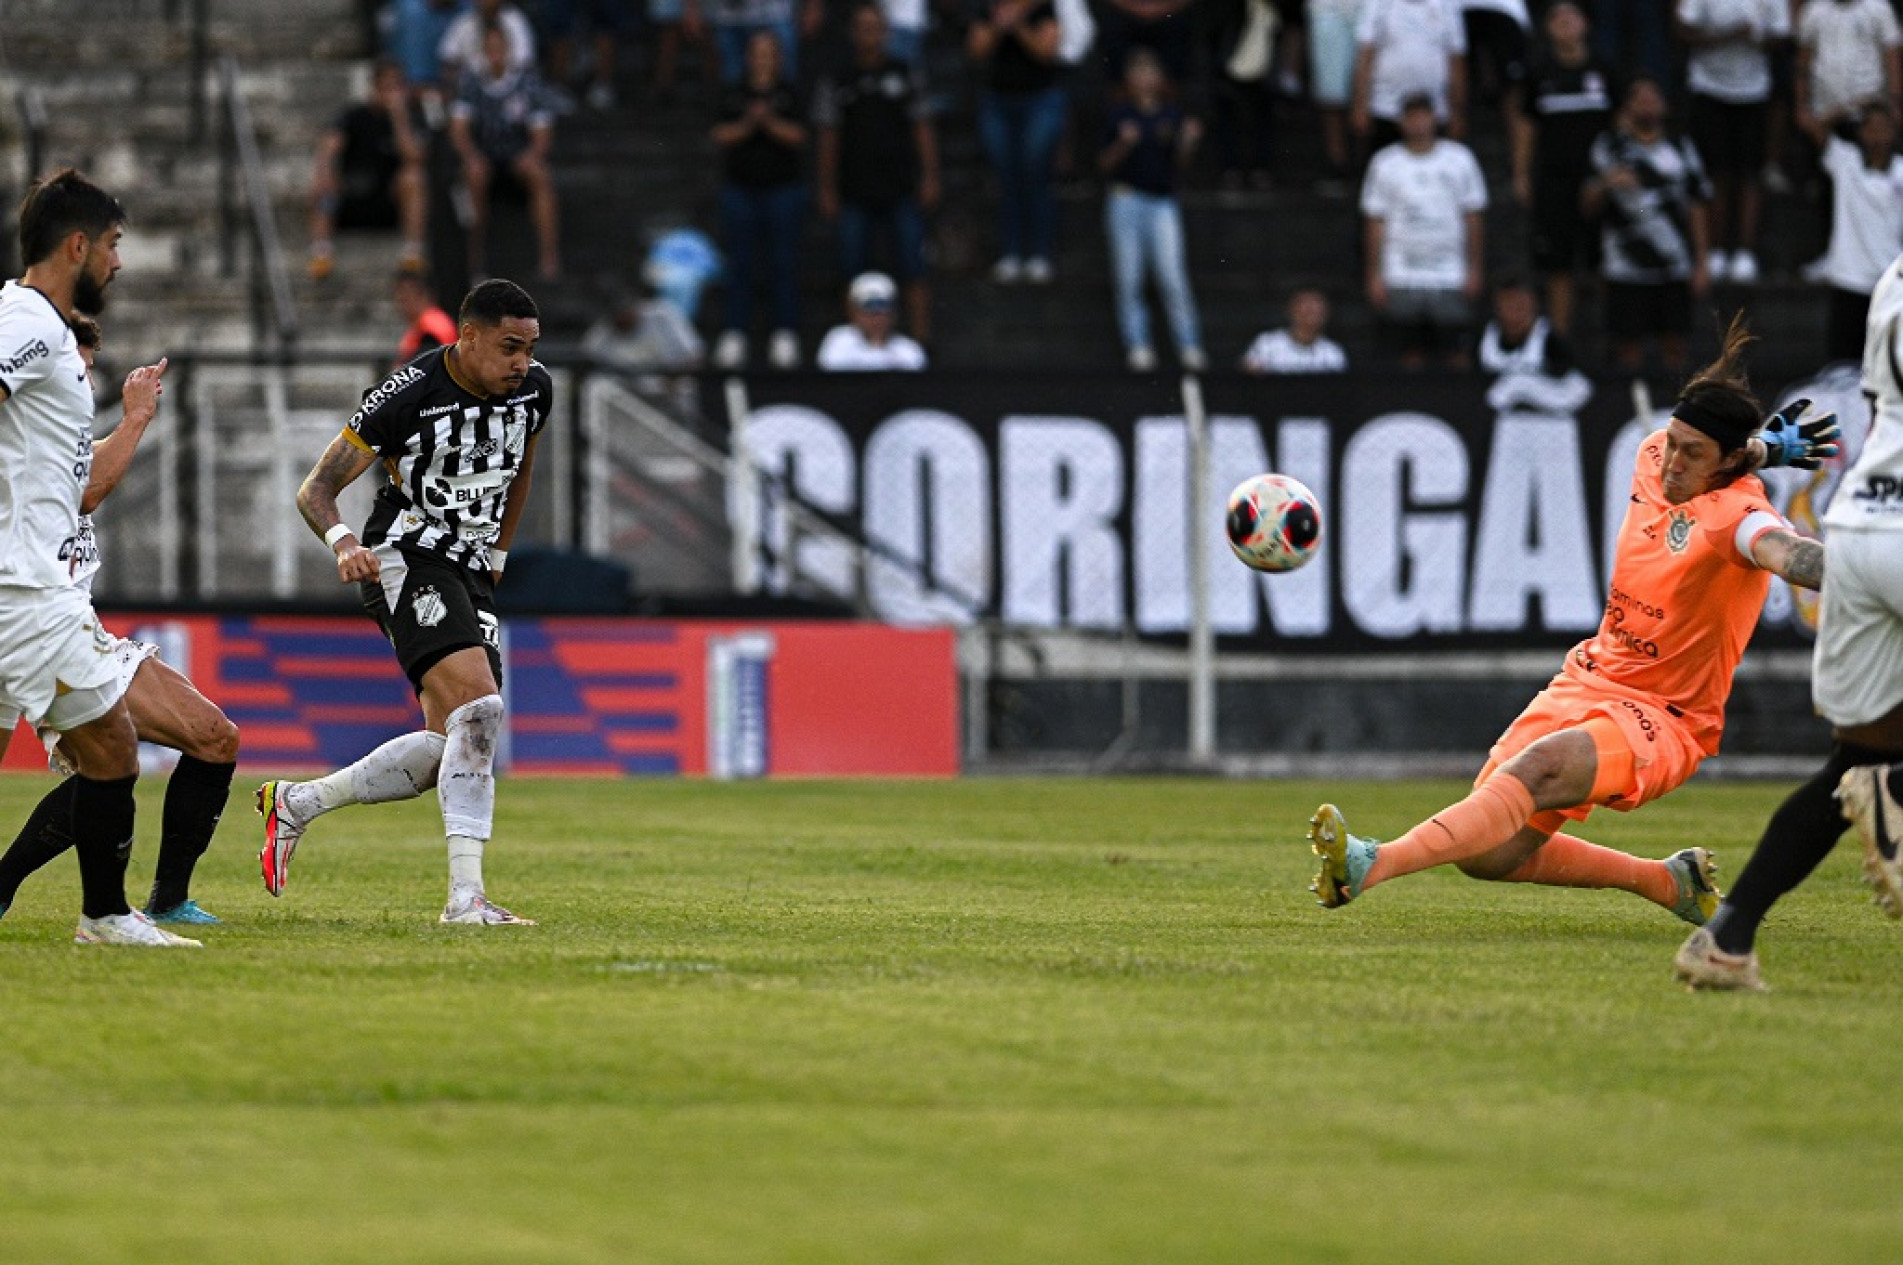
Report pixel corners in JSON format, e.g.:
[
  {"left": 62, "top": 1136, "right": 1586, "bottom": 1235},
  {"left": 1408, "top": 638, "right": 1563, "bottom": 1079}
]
[
  {"left": 348, "top": 364, "right": 426, "bottom": 430},
  {"left": 0, "top": 338, "right": 49, "bottom": 375}
]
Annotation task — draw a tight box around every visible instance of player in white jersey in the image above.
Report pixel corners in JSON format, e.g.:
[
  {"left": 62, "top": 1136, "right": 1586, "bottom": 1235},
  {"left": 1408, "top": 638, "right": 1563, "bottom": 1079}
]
[
  {"left": 0, "top": 315, "right": 239, "bottom": 926},
  {"left": 256, "top": 279, "right": 547, "bottom": 926},
  {"left": 0, "top": 169, "right": 197, "bottom": 947},
  {"left": 1674, "top": 255, "right": 1903, "bottom": 990}
]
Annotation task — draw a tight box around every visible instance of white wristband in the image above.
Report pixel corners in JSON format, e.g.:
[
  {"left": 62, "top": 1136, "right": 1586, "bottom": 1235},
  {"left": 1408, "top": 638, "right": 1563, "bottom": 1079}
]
[
  {"left": 323, "top": 523, "right": 355, "bottom": 550},
  {"left": 489, "top": 547, "right": 508, "bottom": 572}
]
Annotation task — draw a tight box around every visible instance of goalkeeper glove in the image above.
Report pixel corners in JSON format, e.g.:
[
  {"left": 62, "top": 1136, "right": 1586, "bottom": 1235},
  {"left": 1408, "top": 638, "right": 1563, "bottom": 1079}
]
[{"left": 1758, "top": 398, "right": 1842, "bottom": 470}]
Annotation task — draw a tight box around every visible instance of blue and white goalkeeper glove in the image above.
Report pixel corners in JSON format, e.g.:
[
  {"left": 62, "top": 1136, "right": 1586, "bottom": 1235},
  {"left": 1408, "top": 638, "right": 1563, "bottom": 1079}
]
[{"left": 1758, "top": 398, "right": 1842, "bottom": 470}]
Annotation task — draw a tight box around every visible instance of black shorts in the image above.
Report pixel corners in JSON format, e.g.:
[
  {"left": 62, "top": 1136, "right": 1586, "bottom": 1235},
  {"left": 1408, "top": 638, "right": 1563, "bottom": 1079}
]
[
  {"left": 360, "top": 548, "right": 503, "bottom": 694},
  {"left": 1687, "top": 94, "right": 1767, "bottom": 176},
  {"left": 1530, "top": 168, "right": 1599, "bottom": 273},
  {"left": 1604, "top": 279, "right": 1692, "bottom": 341},
  {"left": 1463, "top": 10, "right": 1528, "bottom": 93}
]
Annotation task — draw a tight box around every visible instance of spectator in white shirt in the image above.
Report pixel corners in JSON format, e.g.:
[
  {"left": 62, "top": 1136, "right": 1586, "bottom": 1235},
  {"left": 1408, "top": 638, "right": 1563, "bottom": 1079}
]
[
  {"left": 1816, "top": 106, "right": 1903, "bottom": 360},
  {"left": 816, "top": 272, "right": 929, "bottom": 370},
  {"left": 1675, "top": 0, "right": 1789, "bottom": 284},
  {"left": 1352, "top": 0, "right": 1467, "bottom": 157},
  {"left": 437, "top": 0, "right": 538, "bottom": 88},
  {"left": 1795, "top": 0, "right": 1903, "bottom": 147},
  {"left": 1361, "top": 93, "right": 1487, "bottom": 369},
  {"left": 1241, "top": 289, "right": 1350, "bottom": 373}
]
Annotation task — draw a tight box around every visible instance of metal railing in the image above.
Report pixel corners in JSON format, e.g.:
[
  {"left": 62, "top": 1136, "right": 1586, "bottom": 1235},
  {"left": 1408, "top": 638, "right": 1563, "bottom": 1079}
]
[{"left": 215, "top": 53, "right": 299, "bottom": 355}]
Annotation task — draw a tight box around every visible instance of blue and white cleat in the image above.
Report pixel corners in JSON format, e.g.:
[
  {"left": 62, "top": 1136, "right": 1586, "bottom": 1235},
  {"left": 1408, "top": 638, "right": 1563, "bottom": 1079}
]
[
  {"left": 1308, "top": 803, "right": 1378, "bottom": 909},
  {"left": 147, "top": 900, "right": 222, "bottom": 926},
  {"left": 1664, "top": 847, "right": 1722, "bottom": 926}
]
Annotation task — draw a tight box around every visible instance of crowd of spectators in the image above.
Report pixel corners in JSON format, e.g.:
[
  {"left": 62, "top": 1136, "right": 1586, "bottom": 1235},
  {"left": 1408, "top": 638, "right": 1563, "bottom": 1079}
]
[{"left": 321, "top": 0, "right": 1903, "bottom": 376}]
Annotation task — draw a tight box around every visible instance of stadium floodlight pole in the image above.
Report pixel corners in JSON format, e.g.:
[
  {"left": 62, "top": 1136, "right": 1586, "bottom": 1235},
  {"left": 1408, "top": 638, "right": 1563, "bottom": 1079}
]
[
  {"left": 1183, "top": 372, "right": 1216, "bottom": 766},
  {"left": 723, "top": 374, "right": 764, "bottom": 595}
]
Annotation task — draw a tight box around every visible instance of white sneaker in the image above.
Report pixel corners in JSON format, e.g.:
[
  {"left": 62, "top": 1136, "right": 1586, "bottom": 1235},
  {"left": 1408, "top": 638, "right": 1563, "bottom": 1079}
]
[
  {"left": 1127, "top": 345, "right": 1157, "bottom": 372},
  {"left": 1837, "top": 764, "right": 1903, "bottom": 918},
  {"left": 1706, "top": 249, "right": 1730, "bottom": 280},
  {"left": 712, "top": 330, "right": 747, "bottom": 370},
  {"left": 441, "top": 891, "right": 537, "bottom": 926},
  {"left": 767, "top": 329, "right": 799, "bottom": 369},
  {"left": 1180, "top": 347, "right": 1208, "bottom": 372},
  {"left": 991, "top": 256, "right": 1023, "bottom": 284},
  {"left": 1023, "top": 257, "right": 1053, "bottom": 284},
  {"left": 1672, "top": 926, "right": 1764, "bottom": 992},
  {"left": 1727, "top": 250, "right": 1759, "bottom": 285},
  {"left": 75, "top": 909, "right": 203, "bottom": 948}
]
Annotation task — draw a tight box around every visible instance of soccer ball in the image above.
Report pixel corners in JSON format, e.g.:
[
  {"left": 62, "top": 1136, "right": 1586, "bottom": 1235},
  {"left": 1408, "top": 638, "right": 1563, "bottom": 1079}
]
[{"left": 1225, "top": 474, "right": 1323, "bottom": 573}]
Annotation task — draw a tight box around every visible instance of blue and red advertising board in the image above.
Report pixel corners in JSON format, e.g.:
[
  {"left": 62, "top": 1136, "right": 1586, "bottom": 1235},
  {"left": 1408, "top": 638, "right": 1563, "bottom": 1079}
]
[{"left": 4, "top": 615, "right": 958, "bottom": 777}]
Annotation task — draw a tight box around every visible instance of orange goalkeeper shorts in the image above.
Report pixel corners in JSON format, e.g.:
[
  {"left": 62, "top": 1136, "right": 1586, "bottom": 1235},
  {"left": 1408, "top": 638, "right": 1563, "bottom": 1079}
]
[{"left": 1475, "top": 673, "right": 1707, "bottom": 837}]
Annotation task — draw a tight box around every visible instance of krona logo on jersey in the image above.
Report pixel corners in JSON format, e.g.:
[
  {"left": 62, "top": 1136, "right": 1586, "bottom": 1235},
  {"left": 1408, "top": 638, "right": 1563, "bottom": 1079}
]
[{"left": 348, "top": 364, "right": 426, "bottom": 429}]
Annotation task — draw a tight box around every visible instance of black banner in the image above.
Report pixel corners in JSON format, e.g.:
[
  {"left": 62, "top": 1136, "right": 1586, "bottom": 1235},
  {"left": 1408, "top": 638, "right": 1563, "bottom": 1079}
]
[{"left": 729, "top": 365, "right": 1862, "bottom": 651}]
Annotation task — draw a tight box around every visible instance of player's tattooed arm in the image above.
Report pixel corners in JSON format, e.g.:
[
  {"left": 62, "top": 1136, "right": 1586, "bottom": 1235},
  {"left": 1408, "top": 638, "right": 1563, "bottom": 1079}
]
[
  {"left": 298, "top": 434, "right": 380, "bottom": 584},
  {"left": 1752, "top": 528, "right": 1826, "bottom": 592}
]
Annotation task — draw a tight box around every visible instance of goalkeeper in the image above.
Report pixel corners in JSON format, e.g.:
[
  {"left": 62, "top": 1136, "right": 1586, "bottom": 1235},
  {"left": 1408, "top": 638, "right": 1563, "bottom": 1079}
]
[{"left": 1308, "top": 316, "right": 1839, "bottom": 929}]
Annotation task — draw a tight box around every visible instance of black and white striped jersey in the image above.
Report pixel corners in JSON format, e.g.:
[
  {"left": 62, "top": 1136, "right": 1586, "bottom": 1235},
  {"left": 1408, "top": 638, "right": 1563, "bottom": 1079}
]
[{"left": 342, "top": 345, "right": 551, "bottom": 572}]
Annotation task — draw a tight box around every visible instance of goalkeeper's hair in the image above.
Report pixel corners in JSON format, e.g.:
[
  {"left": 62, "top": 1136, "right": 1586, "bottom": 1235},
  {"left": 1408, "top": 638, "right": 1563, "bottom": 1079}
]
[{"left": 1675, "top": 312, "right": 1761, "bottom": 457}]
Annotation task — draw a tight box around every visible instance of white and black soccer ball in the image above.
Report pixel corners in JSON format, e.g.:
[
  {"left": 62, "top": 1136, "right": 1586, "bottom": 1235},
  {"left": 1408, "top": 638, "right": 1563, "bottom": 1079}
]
[{"left": 1224, "top": 473, "right": 1323, "bottom": 573}]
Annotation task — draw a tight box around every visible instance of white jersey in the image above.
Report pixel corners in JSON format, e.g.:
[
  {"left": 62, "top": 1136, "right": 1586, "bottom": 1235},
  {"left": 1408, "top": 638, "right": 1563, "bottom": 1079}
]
[
  {"left": 0, "top": 280, "right": 96, "bottom": 590},
  {"left": 1242, "top": 329, "right": 1349, "bottom": 374},
  {"left": 67, "top": 514, "right": 101, "bottom": 593},
  {"left": 815, "top": 326, "right": 928, "bottom": 371},
  {"left": 1832, "top": 254, "right": 1903, "bottom": 530},
  {"left": 1360, "top": 139, "right": 1488, "bottom": 290}
]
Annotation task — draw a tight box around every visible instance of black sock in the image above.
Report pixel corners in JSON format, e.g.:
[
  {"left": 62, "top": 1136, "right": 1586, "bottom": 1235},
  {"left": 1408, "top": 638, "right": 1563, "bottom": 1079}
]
[
  {"left": 0, "top": 776, "right": 78, "bottom": 906},
  {"left": 1886, "top": 764, "right": 1903, "bottom": 805},
  {"left": 1712, "top": 741, "right": 1890, "bottom": 955},
  {"left": 71, "top": 774, "right": 136, "bottom": 921},
  {"left": 147, "top": 756, "right": 235, "bottom": 913}
]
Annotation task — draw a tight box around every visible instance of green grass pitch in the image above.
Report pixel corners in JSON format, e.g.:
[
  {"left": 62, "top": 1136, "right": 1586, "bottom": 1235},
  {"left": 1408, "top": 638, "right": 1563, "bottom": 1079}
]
[{"left": 1, "top": 774, "right": 1899, "bottom": 1263}]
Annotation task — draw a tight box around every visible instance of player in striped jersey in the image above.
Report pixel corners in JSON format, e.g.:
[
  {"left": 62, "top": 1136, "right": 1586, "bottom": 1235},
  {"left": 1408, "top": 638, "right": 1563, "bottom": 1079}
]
[
  {"left": 0, "top": 315, "right": 238, "bottom": 926},
  {"left": 257, "top": 279, "right": 548, "bottom": 926}
]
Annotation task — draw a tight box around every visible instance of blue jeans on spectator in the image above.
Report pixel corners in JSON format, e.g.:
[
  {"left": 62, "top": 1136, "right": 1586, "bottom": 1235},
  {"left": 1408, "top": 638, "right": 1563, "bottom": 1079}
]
[
  {"left": 720, "top": 181, "right": 805, "bottom": 335},
  {"left": 977, "top": 86, "right": 1066, "bottom": 264},
  {"left": 838, "top": 198, "right": 927, "bottom": 281},
  {"left": 715, "top": 19, "right": 800, "bottom": 82},
  {"left": 1104, "top": 186, "right": 1201, "bottom": 356},
  {"left": 387, "top": 0, "right": 463, "bottom": 87},
  {"left": 1591, "top": 0, "right": 1672, "bottom": 89}
]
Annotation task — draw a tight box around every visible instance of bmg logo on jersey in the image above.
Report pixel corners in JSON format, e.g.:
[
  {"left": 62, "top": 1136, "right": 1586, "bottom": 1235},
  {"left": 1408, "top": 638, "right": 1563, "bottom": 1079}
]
[{"left": 0, "top": 337, "right": 49, "bottom": 375}]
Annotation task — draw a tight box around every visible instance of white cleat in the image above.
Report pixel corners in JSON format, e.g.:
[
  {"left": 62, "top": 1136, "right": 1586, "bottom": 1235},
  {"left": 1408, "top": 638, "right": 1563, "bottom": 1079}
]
[
  {"left": 75, "top": 909, "right": 203, "bottom": 948},
  {"left": 441, "top": 891, "right": 537, "bottom": 926},
  {"left": 1837, "top": 765, "right": 1903, "bottom": 919},
  {"left": 1672, "top": 927, "right": 1763, "bottom": 992}
]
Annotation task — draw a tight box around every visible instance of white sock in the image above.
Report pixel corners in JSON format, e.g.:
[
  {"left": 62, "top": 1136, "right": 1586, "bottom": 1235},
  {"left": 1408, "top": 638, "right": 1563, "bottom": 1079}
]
[
  {"left": 284, "top": 731, "right": 446, "bottom": 824},
  {"left": 448, "top": 835, "right": 484, "bottom": 896},
  {"left": 439, "top": 694, "right": 503, "bottom": 893}
]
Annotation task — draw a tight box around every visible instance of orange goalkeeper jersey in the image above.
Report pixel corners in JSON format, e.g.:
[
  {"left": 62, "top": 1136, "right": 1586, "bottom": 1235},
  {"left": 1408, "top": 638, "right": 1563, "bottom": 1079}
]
[{"left": 1561, "top": 430, "right": 1782, "bottom": 756}]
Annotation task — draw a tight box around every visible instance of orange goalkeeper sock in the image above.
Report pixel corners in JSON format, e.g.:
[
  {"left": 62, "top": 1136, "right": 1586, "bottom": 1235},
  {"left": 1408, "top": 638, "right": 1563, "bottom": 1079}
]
[
  {"left": 1362, "top": 774, "right": 1537, "bottom": 891},
  {"left": 1496, "top": 832, "right": 1679, "bottom": 907}
]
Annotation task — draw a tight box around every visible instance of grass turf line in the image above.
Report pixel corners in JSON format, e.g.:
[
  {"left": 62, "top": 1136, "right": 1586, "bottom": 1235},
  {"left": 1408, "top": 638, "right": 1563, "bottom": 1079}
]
[{"left": 0, "top": 776, "right": 1897, "bottom": 1264}]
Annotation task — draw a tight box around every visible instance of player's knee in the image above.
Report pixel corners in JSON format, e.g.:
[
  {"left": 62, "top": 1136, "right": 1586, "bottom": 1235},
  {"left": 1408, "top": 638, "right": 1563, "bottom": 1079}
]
[
  {"left": 1456, "top": 854, "right": 1514, "bottom": 882},
  {"left": 195, "top": 714, "right": 241, "bottom": 765}
]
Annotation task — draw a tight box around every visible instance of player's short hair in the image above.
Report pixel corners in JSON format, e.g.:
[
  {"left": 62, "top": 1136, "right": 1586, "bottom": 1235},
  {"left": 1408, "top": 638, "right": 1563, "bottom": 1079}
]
[
  {"left": 1674, "top": 312, "right": 1760, "bottom": 454},
  {"left": 18, "top": 169, "right": 126, "bottom": 267},
  {"left": 69, "top": 314, "right": 101, "bottom": 349},
  {"left": 459, "top": 278, "right": 538, "bottom": 328}
]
